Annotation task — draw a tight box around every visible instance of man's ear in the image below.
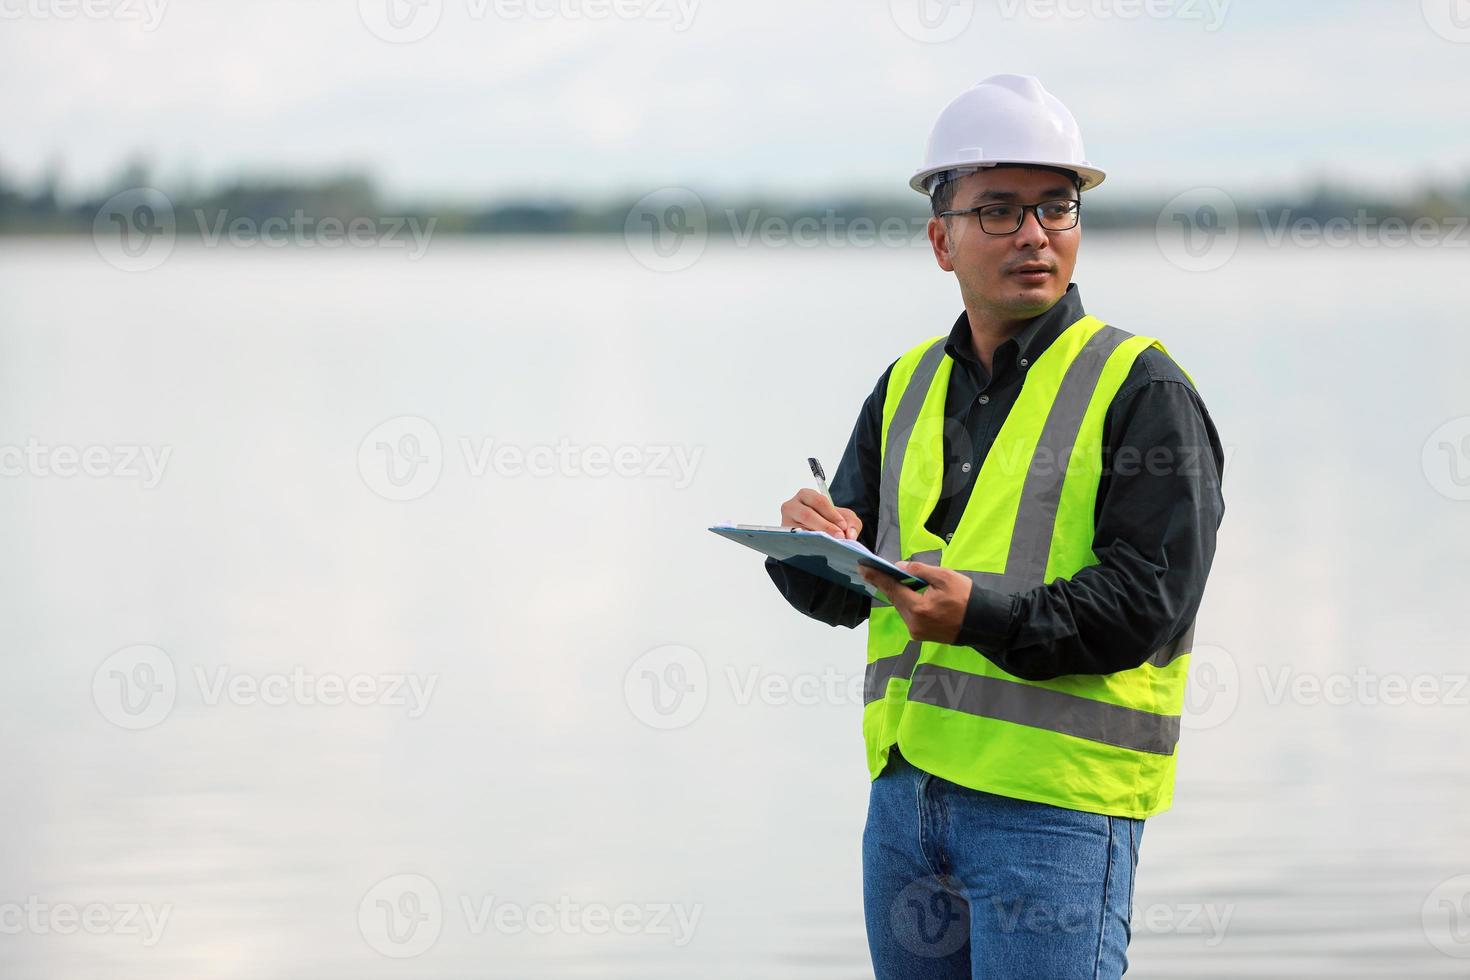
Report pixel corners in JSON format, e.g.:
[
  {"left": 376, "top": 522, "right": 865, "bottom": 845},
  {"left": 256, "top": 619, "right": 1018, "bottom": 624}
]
[{"left": 928, "top": 216, "right": 956, "bottom": 272}]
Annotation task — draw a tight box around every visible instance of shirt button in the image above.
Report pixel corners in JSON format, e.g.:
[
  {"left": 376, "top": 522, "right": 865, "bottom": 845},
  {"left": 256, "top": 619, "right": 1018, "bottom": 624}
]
[
  {"left": 961, "top": 461, "right": 972, "bottom": 473},
  {"left": 978, "top": 394, "right": 990, "bottom": 405},
  {"left": 1019, "top": 358, "right": 1030, "bottom": 368}
]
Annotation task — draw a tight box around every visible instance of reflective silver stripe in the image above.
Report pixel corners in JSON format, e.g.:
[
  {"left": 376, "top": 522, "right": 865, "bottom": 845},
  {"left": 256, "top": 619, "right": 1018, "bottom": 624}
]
[
  {"left": 1148, "top": 620, "right": 1195, "bottom": 668},
  {"left": 863, "top": 639, "right": 921, "bottom": 704},
  {"left": 875, "top": 338, "right": 949, "bottom": 563},
  {"left": 864, "top": 624, "right": 1196, "bottom": 706},
  {"left": 1001, "top": 324, "right": 1131, "bottom": 586},
  {"left": 906, "top": 664, "right": 1181, "bottom": 755}
]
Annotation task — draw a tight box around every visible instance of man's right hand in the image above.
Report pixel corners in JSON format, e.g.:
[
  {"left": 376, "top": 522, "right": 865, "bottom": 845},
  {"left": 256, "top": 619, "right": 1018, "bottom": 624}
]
[{"left": 779, "top": 489, "right": 863, "bottom": 541}]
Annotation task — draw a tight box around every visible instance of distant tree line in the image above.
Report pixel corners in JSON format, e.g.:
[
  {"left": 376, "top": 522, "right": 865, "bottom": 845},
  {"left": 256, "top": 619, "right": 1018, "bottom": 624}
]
[{"left": 3, "top": 160, "right": 1468, "bottom": 237}]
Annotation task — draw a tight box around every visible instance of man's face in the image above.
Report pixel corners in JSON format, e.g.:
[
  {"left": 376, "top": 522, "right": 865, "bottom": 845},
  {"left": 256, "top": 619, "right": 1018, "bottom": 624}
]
[{"left": 927, "top": 166, "right": 1081, "bottom": 322}]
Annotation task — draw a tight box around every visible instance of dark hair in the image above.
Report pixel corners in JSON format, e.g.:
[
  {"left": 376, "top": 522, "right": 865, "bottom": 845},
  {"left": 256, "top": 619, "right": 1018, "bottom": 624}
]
[{"left": 929, "top": 164, "right": 1083, "bottom": 219}]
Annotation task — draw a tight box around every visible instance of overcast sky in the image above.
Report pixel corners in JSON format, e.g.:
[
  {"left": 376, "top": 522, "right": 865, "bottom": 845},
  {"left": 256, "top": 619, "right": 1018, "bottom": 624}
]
[{"left": 5, "top": 0, "right": 1469, "bottom": 203}]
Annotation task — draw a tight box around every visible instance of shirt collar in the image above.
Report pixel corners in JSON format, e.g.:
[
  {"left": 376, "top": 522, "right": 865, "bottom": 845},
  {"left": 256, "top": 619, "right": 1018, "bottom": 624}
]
[{"left": 943, "top": 283, "right": 1087, "bottom": 367}]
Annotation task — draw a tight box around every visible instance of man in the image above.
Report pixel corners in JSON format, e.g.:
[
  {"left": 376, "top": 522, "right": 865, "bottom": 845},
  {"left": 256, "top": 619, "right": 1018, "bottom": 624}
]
[{"left": 765, "top": 75, "right": 1226, "bottom": 979}]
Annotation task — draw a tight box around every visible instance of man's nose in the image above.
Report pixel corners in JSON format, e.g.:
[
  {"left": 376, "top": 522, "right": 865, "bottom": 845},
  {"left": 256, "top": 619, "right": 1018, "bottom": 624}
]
[{"left": 1012, "top": 208, "right": 1050, "bottom": 247}]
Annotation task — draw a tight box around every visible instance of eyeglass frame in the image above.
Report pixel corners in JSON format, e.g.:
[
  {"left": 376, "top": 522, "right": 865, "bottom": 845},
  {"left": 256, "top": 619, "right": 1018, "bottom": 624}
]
[{"left": 936, "top": 197, "right": 1083, "bottom": 236}]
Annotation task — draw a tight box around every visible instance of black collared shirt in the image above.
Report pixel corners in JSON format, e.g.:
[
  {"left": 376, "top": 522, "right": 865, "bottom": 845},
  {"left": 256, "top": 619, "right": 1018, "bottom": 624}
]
[{"left": 764, "top": 284, "right": 1226, "bottom": 680}]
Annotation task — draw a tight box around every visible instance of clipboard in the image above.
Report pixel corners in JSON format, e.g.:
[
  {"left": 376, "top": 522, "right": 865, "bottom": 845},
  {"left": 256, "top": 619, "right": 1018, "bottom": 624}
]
[{"left": 709, "top": 523, "right": 930, "bottom": 599}]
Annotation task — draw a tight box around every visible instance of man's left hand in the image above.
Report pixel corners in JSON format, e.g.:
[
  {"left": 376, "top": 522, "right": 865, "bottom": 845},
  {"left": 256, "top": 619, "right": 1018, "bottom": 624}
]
[{"left": 859, "top": 561, "right": 973, "bottom": 644}]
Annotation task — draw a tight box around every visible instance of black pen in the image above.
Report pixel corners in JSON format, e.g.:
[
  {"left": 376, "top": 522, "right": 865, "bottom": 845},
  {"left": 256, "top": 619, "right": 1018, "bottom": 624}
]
[{"left": 807, "top": 457, "right": 832, "bottom": 503}]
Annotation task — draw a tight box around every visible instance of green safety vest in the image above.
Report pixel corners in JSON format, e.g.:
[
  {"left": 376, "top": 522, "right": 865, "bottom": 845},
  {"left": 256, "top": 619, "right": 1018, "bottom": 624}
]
[{"left": 864, "top": 313, "right": 1195, "bottom": 819}]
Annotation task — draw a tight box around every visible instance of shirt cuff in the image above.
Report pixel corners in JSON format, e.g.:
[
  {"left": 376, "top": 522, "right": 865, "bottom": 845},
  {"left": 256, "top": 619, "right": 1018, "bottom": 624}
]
[{"left": 954, "top": 585, "right": 1018, "bottom": 651}]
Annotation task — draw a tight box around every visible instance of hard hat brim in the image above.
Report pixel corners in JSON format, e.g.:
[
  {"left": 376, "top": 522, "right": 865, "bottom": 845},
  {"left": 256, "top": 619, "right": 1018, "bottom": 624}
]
[{"left": 910, "top": 161, "right": 1107, "bottom": 196}]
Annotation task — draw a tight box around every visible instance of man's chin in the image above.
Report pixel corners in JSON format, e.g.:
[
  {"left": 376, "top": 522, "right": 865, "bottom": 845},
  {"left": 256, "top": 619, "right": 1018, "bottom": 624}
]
[{"left": 996, "top": 281, "right": 1062, "bottom": 316}]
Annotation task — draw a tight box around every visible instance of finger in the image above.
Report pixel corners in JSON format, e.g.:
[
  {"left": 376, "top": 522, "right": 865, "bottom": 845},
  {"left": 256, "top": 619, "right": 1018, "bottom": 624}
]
[
  {"left": 859, "top": 567, "right": 896, "bottom": 602},
  {"left": 798, "top": 489, "right": 848, "bottom": 533},
  {"left": 792, "top": 503, "right": 848, "bottom": 538},
  {"left": 837, "top": 508, "right": 863, "bottom": 540},
  {"left": 861, "top": 565, "right": 916, "bottom": 605},
  {"left": 896, "top": 560, "right": 943, "bottom": 589}
]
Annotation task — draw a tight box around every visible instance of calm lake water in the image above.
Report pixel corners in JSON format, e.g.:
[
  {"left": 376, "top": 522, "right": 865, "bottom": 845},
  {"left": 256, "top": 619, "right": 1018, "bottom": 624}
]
[{"left": 0, "top": 235, "right": 1467, "bottom": 978}]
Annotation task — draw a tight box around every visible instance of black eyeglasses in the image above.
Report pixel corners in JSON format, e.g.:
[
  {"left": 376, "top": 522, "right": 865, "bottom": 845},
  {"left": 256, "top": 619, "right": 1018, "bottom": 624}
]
[{"left": 938, "top": 198, "right": 1081, "bottom": 236}]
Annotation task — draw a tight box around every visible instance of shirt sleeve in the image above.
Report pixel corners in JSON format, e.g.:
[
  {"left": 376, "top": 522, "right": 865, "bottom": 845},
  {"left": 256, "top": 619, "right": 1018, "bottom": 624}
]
[
  {"left": 953, "top": 349, "right": 1226, "bottom": 680},
  {"left": 762, "top": 361, "right": 894, "bottom": 629}
]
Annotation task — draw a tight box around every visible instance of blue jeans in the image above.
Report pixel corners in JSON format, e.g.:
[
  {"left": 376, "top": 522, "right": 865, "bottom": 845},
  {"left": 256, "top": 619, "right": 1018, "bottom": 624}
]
[{"left": 862, "top": 748, "right": 1144, "bottom": 979}]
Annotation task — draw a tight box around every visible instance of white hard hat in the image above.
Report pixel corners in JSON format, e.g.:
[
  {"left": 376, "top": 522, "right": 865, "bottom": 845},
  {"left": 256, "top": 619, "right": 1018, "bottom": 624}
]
[{"left": 910, "top": 74, "right": 1105, "bottom": 196}]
